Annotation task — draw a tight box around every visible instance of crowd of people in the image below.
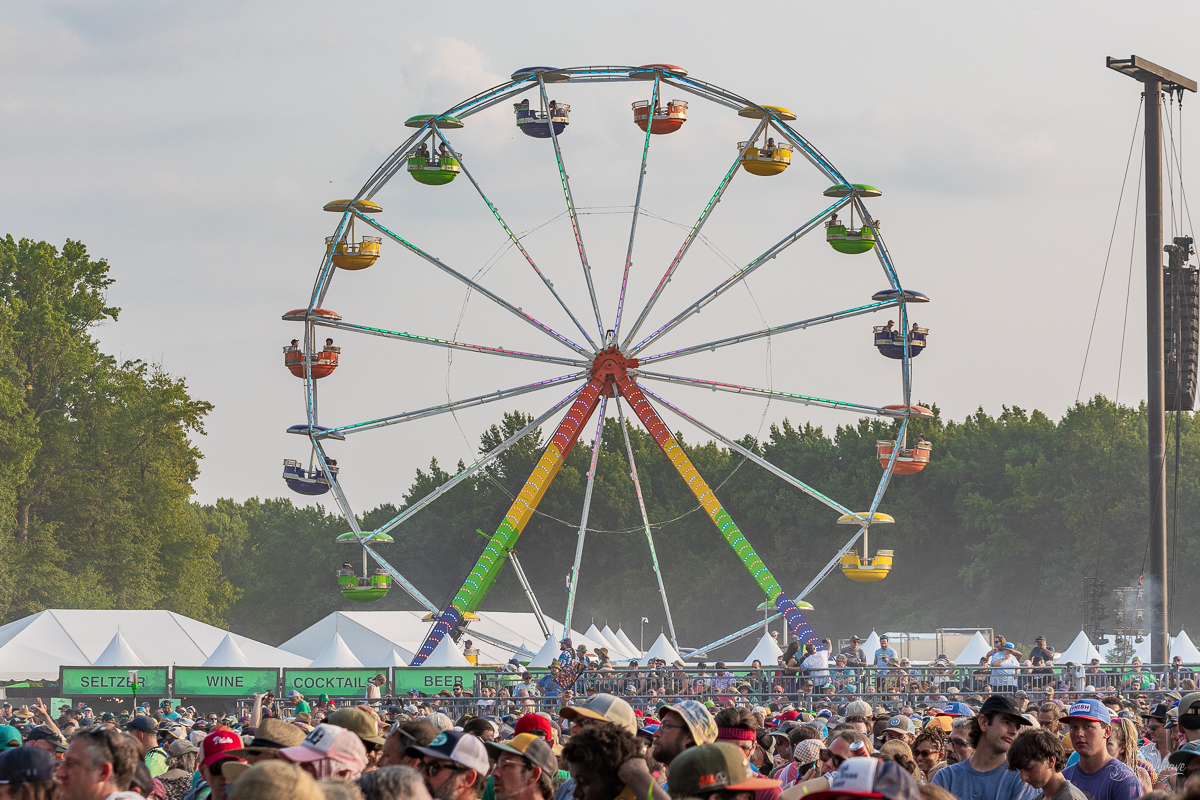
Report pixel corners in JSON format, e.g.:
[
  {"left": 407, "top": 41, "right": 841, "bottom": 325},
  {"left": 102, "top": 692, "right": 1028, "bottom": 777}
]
[
  {"left": 1, "top": 666, "right": 1200, "bottom": 800},
  {"left": 2, "top": 634, "right": 1199, "bottom": 800}
]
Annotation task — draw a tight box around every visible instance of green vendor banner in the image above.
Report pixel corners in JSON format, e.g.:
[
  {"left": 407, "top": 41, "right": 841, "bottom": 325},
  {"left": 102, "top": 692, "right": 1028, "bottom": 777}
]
[
  {"left": 283, "top": 669, "right": 384, "bottom": 694},
  {"left": 61, "top": 667, "right": 168, "bottom": 696},
  {"left": 174, "top": 668, "right": 278, "bottom": 696},
  {"left": 393, "top": 668, "right": 476, "bottom": 695}
]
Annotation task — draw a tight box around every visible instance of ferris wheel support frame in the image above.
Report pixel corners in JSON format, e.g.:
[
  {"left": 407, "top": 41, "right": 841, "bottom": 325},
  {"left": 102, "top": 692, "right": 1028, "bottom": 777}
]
[
  {"left": 563, "top": 394, "right": 610, "bottom": 637},
  {"left": 438, "top": 130, "right": 601, "bottom": 350},
  {"left": 300, "top": 65, "right": 921, "bottom": 664},
  {"left": 616, "top": 397, "right": 681, "bottom": 653},
  {"left": 613, "top": 72, "right": 661, "bottom": 338}
]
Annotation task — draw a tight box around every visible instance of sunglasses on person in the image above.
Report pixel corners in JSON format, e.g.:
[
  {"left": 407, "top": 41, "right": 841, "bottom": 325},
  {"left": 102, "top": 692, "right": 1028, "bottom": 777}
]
[{"left": 421, "top": 761, "right": 467, "bottom": 778}]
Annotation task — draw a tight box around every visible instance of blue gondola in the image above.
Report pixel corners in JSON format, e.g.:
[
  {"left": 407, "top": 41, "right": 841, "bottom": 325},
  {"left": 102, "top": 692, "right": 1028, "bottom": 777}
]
[
  {"left": 282, "top": 458, "right": 339, "bottom": 495},
  {"left": 514, "top": 99, "right": 570, "bottom": 138},
  {"left": 286, "top": 423, "right": 346, "bottom": 441},
  {"left": 873, "top": 326, "right": 929, "bottom": 359},
  {"left": 872, "top": 288, "right": 931, "bottom": 303}
]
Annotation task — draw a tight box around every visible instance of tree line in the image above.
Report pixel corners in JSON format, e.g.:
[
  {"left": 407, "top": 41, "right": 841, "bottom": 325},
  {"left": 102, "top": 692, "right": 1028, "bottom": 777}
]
[{"left": 2, "top": 237, "right": 1194, "bottom": 659}]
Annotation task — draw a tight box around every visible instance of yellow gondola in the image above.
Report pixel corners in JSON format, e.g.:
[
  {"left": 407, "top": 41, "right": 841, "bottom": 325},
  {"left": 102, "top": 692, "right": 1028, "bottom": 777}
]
[{"left": 836, "top": 512, "right": 895, "bottom": 582}]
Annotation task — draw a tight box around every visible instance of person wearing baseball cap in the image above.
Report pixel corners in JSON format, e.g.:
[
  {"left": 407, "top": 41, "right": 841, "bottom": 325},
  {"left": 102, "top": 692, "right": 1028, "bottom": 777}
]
[
  {"left": 487, "top": 733, "right": 558, "bottom": 800},
  {"left": 405, "top": 729, "right": 489, "bottom": 800},
  {"left": 194, "top": 728, "right": 248, "bottom": 800},
  {"left": 326, "top": 706, "right": 386, "bottom": 770},
  {"left": 513, "top": 713, "right": 554, "bottom": 744},
  {"left": 667, "top": 742, "right": 781, "bottom": 799},
  {"left": 882, "top": 716, "right": 917, "bottom": 746},
  {"left": 124, "top": 716, "right": 169, "bottom": 779},
  {"left": 930, "top": 695, "right": 1035, "bottom": 800},
  {"left": 280, "top": 723, "right": 369, "bottom": 782},
  {"left": 560, "top": 694, "right": 637, "bottom": 736},
  {"left": 1168, "top": 741, "right": 1200, "bottom": 791},
  {"left": 0, "top": 745, "right": 58, "bottom": 797},
  {"left": 651, "top": 700, "right": 717, "bottom": 768},
  {"left": 796, "top": 757, "right": 920, "bottom": 800},
  {"left": 1138, "top": 703, "right": 1173, "bottom": 787},
  {"left": 1060, "top": 699, "right": 1141, "bottom": 800}
]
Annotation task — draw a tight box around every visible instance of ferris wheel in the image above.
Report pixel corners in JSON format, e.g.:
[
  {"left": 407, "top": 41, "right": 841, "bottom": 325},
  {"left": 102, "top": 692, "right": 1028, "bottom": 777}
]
[{"left": 282, "top": 64, "right": 934, "bottom": 665}]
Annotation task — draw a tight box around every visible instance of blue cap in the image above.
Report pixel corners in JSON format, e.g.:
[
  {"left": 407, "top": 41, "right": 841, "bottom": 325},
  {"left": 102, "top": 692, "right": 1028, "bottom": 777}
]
[
  {"left": 942, "top": 702, "right": 973, "bottom": 717},
  {"left": 0, "top": 746, "right": 55, "bottom": 783},
  {"left": 1064, "top": 698, "right": 1111, "bottom": 725}
]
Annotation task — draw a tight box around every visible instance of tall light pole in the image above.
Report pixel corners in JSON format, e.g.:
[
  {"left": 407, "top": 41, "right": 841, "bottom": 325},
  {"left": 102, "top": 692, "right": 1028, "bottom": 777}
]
[{"left": 1107, "top": 56, "right": 1196, "bottom": 664}]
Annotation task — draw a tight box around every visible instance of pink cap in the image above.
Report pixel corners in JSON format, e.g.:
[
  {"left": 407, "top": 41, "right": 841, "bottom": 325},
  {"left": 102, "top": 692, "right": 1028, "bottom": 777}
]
[{"left": 279, "top": 724, "right": 368, "bottom": 772}]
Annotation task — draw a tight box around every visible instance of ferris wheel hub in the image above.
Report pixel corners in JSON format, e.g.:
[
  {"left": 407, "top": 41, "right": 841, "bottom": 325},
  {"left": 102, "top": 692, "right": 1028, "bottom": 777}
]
[{"left": 589, "top": 347, "right": 639, "bottom": 394}]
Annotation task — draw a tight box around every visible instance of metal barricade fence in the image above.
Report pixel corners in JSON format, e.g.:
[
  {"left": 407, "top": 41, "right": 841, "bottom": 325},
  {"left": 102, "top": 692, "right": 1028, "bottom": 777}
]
[{"left": 449, "top": 662, "right": 1198, "bottom": 716}]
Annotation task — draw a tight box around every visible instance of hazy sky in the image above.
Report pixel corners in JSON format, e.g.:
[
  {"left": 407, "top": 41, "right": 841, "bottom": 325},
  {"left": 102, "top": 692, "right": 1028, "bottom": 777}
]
[{"left": 5, "top": 1, "right": 1199, "bottom": 536}]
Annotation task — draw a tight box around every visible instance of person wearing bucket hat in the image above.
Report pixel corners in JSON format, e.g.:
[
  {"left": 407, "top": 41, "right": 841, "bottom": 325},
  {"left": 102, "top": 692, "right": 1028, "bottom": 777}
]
[
  {"left": 666, "top": 742, "right": 780, "bottom": 799},
  {"left": 229, "top": 718, "right": 307, "bottom": 764},
  {"left": 560, "top": 694, "right": 638, "bottom": 736},
  {"left": 930, "top": 696, "right": 1035, "bottom": 800},
  {"left": 228, "top": 759, "right": 323, "bottom": 800},
  {"left": 405, "top": 729, "right": 489, "bottom": 800},
  {"left": 652, "top": 700, "right": 717, "bottom": 767},
  {"left": 1060, "top": 700, "right": 1142, "bottom": 800},
  {"left": 487, "top": 733, "right": 558, "bottom": 800}
]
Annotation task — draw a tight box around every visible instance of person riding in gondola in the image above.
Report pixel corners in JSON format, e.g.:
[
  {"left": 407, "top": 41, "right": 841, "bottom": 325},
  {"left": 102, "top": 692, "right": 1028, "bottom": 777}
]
[{"left": 762, "top": 137, "right": 776, "bottom": 157}]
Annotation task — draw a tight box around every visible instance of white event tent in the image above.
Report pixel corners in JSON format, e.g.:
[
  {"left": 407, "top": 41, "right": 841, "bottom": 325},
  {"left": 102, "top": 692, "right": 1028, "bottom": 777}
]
[
  {"left": 742, "top": 631, "right": 783, "bottom": 665},
  {"left": 1058, "top": 631, "right": 1102, "bottom": 664},
  {"left": 280, "top": 611, "right": 608, "bottom": 667},
  {"left": 0, "top": 609, "right": 309, "bottom": 680},
  {"left": 951, "top": 632, "right": 991, "bottom": 665},
  {"left": 643, "top": 633, "right": 683, "bottom": 664}
]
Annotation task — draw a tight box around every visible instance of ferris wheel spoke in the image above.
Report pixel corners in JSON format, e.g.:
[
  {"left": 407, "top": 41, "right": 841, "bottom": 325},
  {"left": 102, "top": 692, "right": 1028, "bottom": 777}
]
[
  {"left": 638, "top": 298, "right": 897, "bottom": 366},
  {"left": 539, "top": 76, "right": 607, "bottom": 340},
  {"left": 563, "top": 393, "right": 608, "bottom": 638},
  {"left": 318, "top": 319, "right": 590, "bottom": 368},
  {"left": 616, "top": 377, "right": 820, "bottom": 646},
  {"left": 635, "top": 383, "right": 863, "bottom": 521},
  {"left": 355, "top": 125, "right": 430, "bottom": 203},
  {"left": 308, "top": 212, "right": 354, "bottom": 310},
  {"left": 371, "top": 384, "right": 588, "bottom": 539},
  {"left": 612, "top": 72, "right": 661, "bottom": 340},
  {"left": 365, "top": 82, "right": 538, "bottom": 198},
  {"left": 852, "top": 195, "right": 914, "bottom": 407},
  {"left": 434, "top": 129, "right": 601, "bottom": 351},
  {"left": 767, "top": 117, "right": 844, "bottom": 184},
  {"left": 619, "top": 120, "right": 768, "bottom": 351},
  {"left": 353, "top": 211, "right": 592, "bottom": 358},
  {"left": 634, "top": 370, "right": 897, "bottom": 419},
  {"left": 628, "top": 197, "right": 853, "bottom": 355},
  {"left": 615, "top": 397, "right": 680, "bottom": 651},
  {"left": 307, "top": 440, "right": 438, "bottom": 612},
  {"left": 321, "top": 372, "right": 587, "bottom": 437}
]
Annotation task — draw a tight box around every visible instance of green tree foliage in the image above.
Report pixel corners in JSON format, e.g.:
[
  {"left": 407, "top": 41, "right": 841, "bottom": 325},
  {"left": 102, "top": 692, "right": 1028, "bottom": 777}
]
[
  {"left": 208, "top": 397, "right": 1199, "bottom": 653},
  {"left": 0, "top": 236, "right": 231, "bottom": 623}
]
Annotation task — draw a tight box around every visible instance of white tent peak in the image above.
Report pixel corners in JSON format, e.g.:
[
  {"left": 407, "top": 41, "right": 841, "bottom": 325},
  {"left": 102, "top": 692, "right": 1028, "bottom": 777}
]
[
  {"left": 93, "top": 631, "right": 144, "bottom": 667},
  {"left": 742, "top": 630, "right": 783, "bottom": 665},
  {"left": 528, "top": 637, "right": 560, "bottom": 668},
  {"left": 584, "top": 624, "right": 607, "bottom": 653},
  {"left": 423, "top": 635, "right": 470, "bottom": 667},
  {"left": 614, "top": 627, "right": 641, "bottom": 659},
  {"left": 861, "top": 631, "right": 881, "bottom": 662},
  {"left": 1058, "top": 631, "right": 1101, "bottom": 664},
  {"left": 379, "top": 647, "right": 409, "bottom": 667},
  {"left": 600, "top": 625, "right": 635, "bottom": 660},
  {"left": 951, "top": 631, "right": 991, "bottom": 665},
  {"left": 644, "top": 633, "right": 682, "bottom": 664},
  {"left": 203, "top": 634, "right": 252, "bottom": 668},
  {"left": 308, "top": 633, "right": 364, "bottom": 668},
  {"left": 1174, "top": 631, "right": 1200, "bottom": 662}
]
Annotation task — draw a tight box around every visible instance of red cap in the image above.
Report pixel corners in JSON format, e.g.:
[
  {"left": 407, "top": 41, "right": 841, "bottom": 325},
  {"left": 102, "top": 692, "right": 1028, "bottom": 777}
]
[
  {"left": 202, "top": 730, "right": 246, "bottom": 767},
  {"left": 512, "top": 713, "right": 553, "bottom": 741},
  {"left": 779, "top": 710, "right": 800, "bottom": 721}
]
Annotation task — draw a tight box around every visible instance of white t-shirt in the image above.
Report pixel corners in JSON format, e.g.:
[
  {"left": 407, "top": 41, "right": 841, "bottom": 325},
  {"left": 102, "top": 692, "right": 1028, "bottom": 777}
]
[{"left": 802, "top": 649, "right": 831, "bottom": 679}]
